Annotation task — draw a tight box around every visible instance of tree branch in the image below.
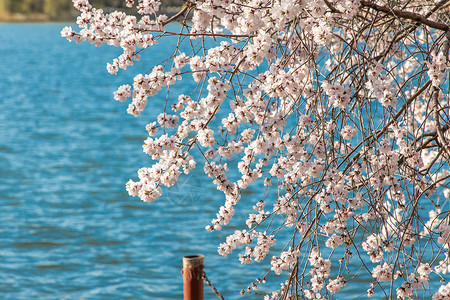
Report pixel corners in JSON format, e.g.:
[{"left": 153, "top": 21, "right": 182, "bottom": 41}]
[{"left": 360, "top": 1, "right": 450, "bottom": 31}]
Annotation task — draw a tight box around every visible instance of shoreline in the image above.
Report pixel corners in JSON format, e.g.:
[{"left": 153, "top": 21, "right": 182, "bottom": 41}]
[
  {"left": 0, "top": 7, "right": 183, "bottom": 23},
  {"left": 0, "top": 13, "right": 76, "bottom": 23}
]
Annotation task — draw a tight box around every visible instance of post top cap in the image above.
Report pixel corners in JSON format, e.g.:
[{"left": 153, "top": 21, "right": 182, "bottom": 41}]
[{"left": 183, "top": 254, "right": 204, "bottom": 268}]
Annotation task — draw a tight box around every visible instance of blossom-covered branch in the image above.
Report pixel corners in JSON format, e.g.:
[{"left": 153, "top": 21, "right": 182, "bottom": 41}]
[{"left": 63, "top": 0, "right": 450, "bottom": 299}]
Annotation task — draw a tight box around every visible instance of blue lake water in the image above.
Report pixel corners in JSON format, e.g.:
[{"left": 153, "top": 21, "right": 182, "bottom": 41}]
[
  {"left": 0, "top": 23, "right": 440, "bottom": 299},
  {"left": 0, "top": 22, "right": 280, "bottom": 300}
]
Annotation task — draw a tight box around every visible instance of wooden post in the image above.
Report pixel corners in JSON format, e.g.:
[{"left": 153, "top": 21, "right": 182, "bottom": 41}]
[{"left": 182, "top": 255, "right": 204, "bottom": 300}]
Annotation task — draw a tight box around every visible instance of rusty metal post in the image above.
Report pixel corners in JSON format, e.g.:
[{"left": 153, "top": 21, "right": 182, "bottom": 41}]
[{"left": 182, "top": 255, "right": 204, "bottom": 300}]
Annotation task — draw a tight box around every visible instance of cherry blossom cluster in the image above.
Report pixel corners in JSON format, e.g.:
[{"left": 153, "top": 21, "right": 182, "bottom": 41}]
[
  {"left": 61, "top": 0, "right": 163, "bottom": 75},
  {"left": 270, "top": 248, "right": 300, "bottom": 275},
  {"left": 428, "top": 52, "right": 448, "bottom": 87},
  {"left": 64, "top": 0, "right": 450, "bottom": 298},
  {"left": 433, "top": 281, "right": 450, "bottom": 300}
]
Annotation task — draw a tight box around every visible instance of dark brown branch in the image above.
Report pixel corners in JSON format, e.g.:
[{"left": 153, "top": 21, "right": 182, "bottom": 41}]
[
  {"left": 360, "top": 1, "right": 450, "bottom": 31},
  {"left": 162, "top": 5, "right": 189, "bottom": 26},
  {"left": 432, "top": 87, "right": 450, "bottom": 164},
  {"left": 323, "top": 0, "right": 340, "bottom": 14},
  {"left": 373, "top": 0, "right": 450, "bottom": 61}
]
